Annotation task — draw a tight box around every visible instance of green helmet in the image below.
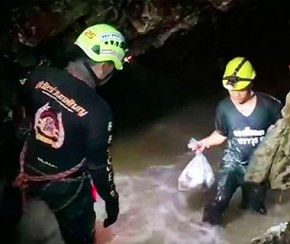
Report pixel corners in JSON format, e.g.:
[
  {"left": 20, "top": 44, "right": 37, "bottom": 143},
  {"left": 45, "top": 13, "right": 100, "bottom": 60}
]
[
  {"left": 222, "top": 57, "right": 256, "bottom": 91},
  {"left": 74, "top": 24, "right": 127, "bottom": 70}
]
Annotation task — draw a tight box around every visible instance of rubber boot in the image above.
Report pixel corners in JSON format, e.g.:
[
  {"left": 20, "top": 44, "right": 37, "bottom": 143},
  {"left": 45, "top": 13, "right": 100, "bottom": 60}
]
[
  {"left": 240, "top": 184, "right": 250, "bottom": 210},
  {"left": 202, "top": 190, "right": 232, "bottom": 226},
  {"left": 248, "top": 183, "right": 267, "bottom": 215}
]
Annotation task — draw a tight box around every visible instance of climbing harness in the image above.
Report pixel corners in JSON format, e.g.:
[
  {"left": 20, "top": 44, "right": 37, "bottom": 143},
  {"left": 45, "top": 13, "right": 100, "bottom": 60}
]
[{"left": 14, "top": 141, "right": 86, "bottom": 212}]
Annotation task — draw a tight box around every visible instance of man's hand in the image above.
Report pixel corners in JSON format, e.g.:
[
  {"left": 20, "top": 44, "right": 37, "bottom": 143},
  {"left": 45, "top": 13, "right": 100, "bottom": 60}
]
[
  {"left": 188, "top": 131, "right": 227, "bottom": 154},
  {"left": 195, "top": 140, "right": 209, "bottom": 154},
  {"left": 188, "top": 138, "right": 209, "bottom": 155},
  {"left": 103, "top": 195, "right": 119, "bottom": 228}
]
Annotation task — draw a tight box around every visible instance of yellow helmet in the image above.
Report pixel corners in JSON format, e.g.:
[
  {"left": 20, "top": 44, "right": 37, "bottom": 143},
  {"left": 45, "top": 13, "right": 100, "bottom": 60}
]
[
  {"left": 222, "top": 57, "right": 256, "bottom": 91},
  {"left": 74, "top": 24, "right": 127, "bottom": 70}
]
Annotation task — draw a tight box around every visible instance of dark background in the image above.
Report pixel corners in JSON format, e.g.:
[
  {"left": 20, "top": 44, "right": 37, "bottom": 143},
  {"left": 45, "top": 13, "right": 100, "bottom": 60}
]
[
  {"left": 0, "top": 0, "right": 290, "bottom": 242},
  {"left": 1, "top": 0, "right": 290, "bottom": 134},
  {"left": 96, "top": 0, "right": 290, "bottom": 134}
]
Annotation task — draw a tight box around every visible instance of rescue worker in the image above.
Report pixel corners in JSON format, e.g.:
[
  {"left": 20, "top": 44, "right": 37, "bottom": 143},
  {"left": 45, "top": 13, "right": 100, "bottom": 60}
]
[
  {"left": 191, "top": 57, "right": 283, "bottom": 226},
  {"left": 13, "top": 24, "right": 129, "bottom": 243}
]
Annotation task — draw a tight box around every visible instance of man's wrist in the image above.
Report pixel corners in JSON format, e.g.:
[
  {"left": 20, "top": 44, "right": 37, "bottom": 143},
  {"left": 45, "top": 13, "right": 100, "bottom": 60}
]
[{"left": 201, "top": 139, "right": 210, "bottom": 149}]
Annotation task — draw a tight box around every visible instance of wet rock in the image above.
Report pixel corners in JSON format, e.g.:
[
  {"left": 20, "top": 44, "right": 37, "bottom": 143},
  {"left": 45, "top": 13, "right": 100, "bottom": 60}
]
[
  {"left": 250, "top": 222, "right": 290, "bottom": 244},
  {"left": 245, "top": 91, "right": 290, "bottom": 190},
  {"left": 0, "top": 0, "right": 235, "bottom": 67},
  {"left": 209, "top": 0, "right": 234, "bottom": 11},
  {"left": 16, "top": 12, "right": 59, "bottom": 47},
  {"left": 245, "top": 88, "right": 290, "bottom": 243},
  {"left": 0, "top": 0, "right": 239, "bottom": 120}
]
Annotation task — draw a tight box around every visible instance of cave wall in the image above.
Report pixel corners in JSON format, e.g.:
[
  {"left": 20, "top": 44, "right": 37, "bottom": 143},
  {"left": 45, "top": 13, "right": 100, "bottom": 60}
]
[
  {"left": 0, "top": 0, "right": 289, "bottom": 134},
  {"left": 0, "top": 0, "right": 289, "bottom": 132},
  {"left": 0, "top": 0, "right": 235, "bottom": 66},
  {"left": 0, "top": 0, "right": 237, "bottom": 119},
  {"left": 0, "top": 1, "right": 290, "bottom": 242}
]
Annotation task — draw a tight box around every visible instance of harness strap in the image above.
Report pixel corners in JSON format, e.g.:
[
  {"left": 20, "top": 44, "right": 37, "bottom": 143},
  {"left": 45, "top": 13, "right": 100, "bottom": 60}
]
[
  {"left": 20, "top": 158, "right": 85, "bottom": 182},
  {"left": 14, "top": 140, "right": 86, "bottom": 212}
]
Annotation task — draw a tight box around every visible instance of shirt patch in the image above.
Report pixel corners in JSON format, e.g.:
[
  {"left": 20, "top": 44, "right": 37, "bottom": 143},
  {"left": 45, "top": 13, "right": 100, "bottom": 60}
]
[{"left": 34, "top": 102, "right": 65, "bottom": 149}]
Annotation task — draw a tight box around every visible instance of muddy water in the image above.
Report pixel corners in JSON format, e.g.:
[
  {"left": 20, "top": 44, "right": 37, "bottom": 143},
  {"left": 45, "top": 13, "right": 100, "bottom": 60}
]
[
  {"left": 106, "top": 97, "right": 290, "bottom": 244},
  {"left": 8, "top": 3, "right": 290, "bottom": 243},
  {"left": 15, "top": 88, "right": 290, "bottom": 244},
  {"left": 14, "top": 42, "right": 290, "bottom": 244}
]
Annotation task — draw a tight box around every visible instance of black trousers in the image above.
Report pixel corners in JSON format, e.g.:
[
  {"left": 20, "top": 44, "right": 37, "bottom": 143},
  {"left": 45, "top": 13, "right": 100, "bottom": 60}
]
[
  {"left": 202, "top": 161, "right": 267, "bottom": 225},
  {"left": 29, "top": 177, "right": 96, "bottom": 244}
]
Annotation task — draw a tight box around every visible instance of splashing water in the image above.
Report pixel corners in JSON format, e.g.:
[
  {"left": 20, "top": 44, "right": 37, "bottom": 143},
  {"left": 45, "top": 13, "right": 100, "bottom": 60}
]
[
  {"left": 95, "top": 164, "right": 224, "bottom": 244},
  {"left": 15, "top": 161, "right": 225, "bottom": 244},
  {"left": 16, "top": 161, "right": 224, "bottom": 244}
]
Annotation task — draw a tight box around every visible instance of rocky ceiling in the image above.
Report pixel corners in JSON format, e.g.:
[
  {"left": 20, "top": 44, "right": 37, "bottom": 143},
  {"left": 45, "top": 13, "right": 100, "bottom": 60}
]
[
  {"left": 3, "top": 0, "right": 290, "bottom": 118},
  {"left": 0, "top": 0, "right": 235, "bottom": 68}
]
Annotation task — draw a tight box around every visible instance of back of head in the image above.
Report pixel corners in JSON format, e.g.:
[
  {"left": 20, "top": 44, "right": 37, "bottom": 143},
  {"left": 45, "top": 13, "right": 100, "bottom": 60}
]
[{"left": 222, "top": 57, "right": 256, "bottom": 91}]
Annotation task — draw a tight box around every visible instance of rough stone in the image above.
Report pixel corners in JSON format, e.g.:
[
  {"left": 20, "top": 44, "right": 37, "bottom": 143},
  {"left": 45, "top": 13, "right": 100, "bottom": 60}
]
[
  {"left": 245, "top": 90, "right": 290, "bottom": 244},
  {"left": 0, "top": 0, "right": 235, "bottom": 65},
  {"left": 245, "top": 91, "right": 290, "bottom": 190}
]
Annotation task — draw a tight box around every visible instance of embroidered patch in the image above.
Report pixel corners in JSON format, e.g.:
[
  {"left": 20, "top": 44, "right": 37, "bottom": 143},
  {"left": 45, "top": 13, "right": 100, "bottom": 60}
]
[{"left": 34, "top": 103, "right": 65, "bottom": 149}]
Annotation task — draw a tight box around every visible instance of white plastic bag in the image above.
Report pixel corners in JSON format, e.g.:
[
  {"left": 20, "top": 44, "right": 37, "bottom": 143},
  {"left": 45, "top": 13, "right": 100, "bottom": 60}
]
[
  {"left": 178, "top": 153, "right": 215, "bottom": 191},
  {"left": 187, "top": 137, "right": 198, "bottom": 151}
]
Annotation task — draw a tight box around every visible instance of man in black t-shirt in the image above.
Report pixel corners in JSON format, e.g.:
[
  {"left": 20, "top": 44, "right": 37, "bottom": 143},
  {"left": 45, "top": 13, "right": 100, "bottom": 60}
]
[
  {"left": 13, "top": 24, "right": 130, "bottom": 243},
  {"left": 191, "top": 57, "right": 283, "bottom": 226}
]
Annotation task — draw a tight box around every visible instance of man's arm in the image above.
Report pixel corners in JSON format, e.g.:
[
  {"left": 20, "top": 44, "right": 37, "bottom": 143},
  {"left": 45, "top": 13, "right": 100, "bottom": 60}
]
[
  {"left": 16, "top": 70, "right": 37, "bottom": 119},
  {"left": 266, "top": 97, "right": 283, "bottom": 133},
  {"left": 200, "top": 130, "right": 227, "bottom": 148},
  {"left": 12, "top": 71, "right": 36, "bottom": 141},
  {"left": 273, "top": 100, "right": 283, "bottom": 122},
  {"left": 193, "top": 102, "right": 228, "bottom": 153},
  {"left": 85, "top": 108, "right": 119, "bottom": 227},
  {"left": 86, "top": 121, "right": 117, "bottom": 202},
  {"left": 194, "top": 130, "right": 227, "bottom": 153}
]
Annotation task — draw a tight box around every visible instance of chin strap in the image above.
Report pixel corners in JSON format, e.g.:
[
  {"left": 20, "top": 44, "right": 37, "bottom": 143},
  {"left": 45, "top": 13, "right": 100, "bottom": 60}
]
[
  {"left": 84, "top": 62, "right": 114, "bottom": 87},
  {"left": 99, "top": 72, "right": 114, "bottom": 86}
]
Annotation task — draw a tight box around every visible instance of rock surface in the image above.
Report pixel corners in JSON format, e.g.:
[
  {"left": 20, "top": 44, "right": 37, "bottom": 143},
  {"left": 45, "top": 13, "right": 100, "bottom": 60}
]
[{"left": 0, "top": 0, "right": 235, "bottom": 65}]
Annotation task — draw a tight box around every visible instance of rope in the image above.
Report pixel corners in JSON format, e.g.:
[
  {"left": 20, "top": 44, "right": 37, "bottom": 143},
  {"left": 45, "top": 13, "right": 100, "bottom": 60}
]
[
  {"left": 52, "top": 176, "right": 85, "bottom": 212},
  {"left": 14, "top": 140, "right": 86, "bottom": 212},
  {"left": 19, "top": 158, "right": 85, "bottom": 182}
]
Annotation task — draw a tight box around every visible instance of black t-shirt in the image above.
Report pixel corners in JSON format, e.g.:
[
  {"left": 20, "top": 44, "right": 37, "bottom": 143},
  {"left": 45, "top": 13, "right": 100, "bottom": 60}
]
[
  {"left": 21, "top": 66, "right": 117, "bottom": 201},
  {"left": 215, "top": 92, "right": 283, "bottom": 164}
]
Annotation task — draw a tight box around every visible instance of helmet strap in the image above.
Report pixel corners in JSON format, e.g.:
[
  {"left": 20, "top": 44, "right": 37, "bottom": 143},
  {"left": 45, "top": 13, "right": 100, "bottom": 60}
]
[
  {"left": 233, "top": 58, "right": 247, "bottom": 76},
  {"left": 83, "top": 61, "right": 114, "bottom": 87}
]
